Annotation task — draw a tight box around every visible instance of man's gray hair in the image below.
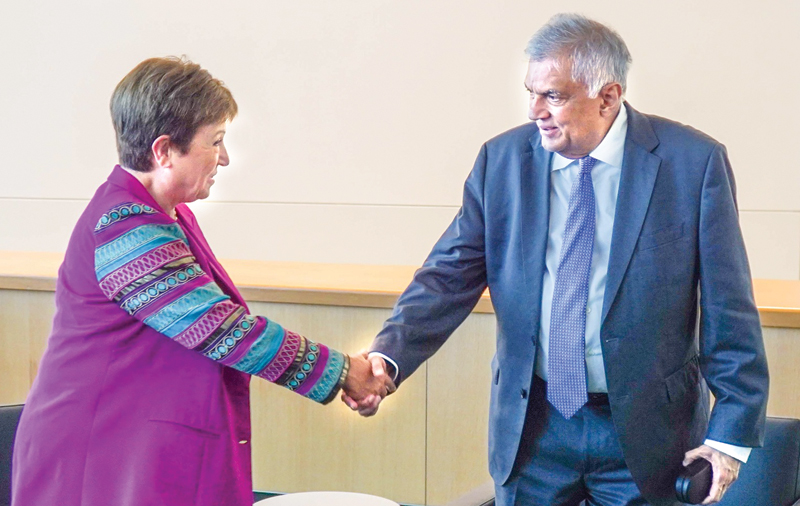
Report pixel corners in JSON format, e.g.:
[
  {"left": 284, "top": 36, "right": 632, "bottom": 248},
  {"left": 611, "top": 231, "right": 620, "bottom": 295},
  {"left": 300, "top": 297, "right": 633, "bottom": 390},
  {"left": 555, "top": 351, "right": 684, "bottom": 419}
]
[{"left": 525, "top": 13, "right": 631, "bottom": 98}]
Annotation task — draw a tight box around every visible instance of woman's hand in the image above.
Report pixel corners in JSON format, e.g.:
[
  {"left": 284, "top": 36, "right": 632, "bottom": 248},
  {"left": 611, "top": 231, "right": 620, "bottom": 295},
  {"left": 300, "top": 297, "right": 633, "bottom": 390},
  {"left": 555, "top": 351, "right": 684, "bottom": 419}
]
[{"left": 341, "top": 352, "right": 396, "bottom": 416}]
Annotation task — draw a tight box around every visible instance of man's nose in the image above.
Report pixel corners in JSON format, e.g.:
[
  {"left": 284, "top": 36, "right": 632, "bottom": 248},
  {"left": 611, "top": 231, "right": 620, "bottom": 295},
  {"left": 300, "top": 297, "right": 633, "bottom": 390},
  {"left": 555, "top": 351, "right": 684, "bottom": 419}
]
[{"left": 529, "top": 95, "right": 549, "bottom": 121}]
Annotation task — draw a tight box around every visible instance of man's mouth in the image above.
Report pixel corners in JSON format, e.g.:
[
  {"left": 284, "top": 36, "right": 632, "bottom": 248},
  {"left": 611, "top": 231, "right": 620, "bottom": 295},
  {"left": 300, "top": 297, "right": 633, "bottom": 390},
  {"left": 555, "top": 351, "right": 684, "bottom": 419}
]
[{"left": 538, "top": 125, "right": 559, "bottom": 137}]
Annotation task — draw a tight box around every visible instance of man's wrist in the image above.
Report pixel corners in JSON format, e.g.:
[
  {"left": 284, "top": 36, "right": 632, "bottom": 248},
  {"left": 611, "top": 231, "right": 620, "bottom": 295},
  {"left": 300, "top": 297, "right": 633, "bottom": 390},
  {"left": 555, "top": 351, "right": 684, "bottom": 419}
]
[
  {"left": 704, "top": 439, "right": 752, "bottom": 463},
  {"left": 368, "top": 351, "right": 399, "bottom": 382}
]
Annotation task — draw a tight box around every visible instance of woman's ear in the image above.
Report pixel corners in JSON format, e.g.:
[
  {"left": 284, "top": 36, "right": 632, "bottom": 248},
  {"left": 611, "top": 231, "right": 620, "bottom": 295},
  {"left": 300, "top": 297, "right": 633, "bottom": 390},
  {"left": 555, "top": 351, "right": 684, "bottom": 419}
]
[{"left": 151, "top": 135, "right": 173, "bottom": 169}]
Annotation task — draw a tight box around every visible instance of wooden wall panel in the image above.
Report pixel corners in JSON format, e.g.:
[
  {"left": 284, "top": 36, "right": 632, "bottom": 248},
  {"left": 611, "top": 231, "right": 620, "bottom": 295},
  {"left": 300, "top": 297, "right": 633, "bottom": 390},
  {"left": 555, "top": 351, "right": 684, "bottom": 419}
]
[
  {"left": 247, "top": 302, "right": 427, "bottom": 505},
  {"left": 762, "top": 326, "right": 800, "bottom": 419},
  {"left": 425, "top": 313, "right": 496, "bottom": 505},
  {"left": 0, "top": 290, "right": 54, "bottom": 404}
]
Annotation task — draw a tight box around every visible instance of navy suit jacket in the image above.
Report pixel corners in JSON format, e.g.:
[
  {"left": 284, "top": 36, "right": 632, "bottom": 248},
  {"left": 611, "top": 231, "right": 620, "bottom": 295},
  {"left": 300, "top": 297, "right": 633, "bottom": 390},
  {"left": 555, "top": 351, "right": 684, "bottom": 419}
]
[{"left": 372, "top": 103, "right": 769, "bottom": 505}]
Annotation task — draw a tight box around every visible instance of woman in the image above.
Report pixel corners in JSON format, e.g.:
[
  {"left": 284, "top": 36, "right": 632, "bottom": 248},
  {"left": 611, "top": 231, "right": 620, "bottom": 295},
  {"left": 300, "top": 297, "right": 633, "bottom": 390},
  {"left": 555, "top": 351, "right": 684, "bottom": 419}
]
[{"left": 11, "top": 57, "right": 392, "bottom": 506}]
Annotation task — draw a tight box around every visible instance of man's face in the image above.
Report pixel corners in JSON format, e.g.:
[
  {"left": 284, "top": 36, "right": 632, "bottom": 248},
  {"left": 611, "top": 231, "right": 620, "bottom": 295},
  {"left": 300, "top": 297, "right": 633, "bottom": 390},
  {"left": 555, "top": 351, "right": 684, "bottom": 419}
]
[{"left": 525, "top": 58, "right": 609, "bottom": 159}]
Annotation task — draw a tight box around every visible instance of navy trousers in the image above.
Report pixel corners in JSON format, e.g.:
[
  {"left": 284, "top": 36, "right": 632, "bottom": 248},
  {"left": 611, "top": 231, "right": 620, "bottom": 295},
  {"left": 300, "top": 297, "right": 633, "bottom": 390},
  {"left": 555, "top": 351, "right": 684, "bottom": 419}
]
[{"left": 495, "top": 376, "right": 649, "bottom": 506}]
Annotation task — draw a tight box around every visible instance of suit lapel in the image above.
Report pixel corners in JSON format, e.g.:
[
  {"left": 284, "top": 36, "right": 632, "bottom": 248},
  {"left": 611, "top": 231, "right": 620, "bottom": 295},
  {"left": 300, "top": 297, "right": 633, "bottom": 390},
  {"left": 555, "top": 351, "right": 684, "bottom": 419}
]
[
  {"left": 601, "top": 104, "right": 661, "bottom": 323},
  {"left": 520, "top": 131, "right": 552, "bottom": 333}
]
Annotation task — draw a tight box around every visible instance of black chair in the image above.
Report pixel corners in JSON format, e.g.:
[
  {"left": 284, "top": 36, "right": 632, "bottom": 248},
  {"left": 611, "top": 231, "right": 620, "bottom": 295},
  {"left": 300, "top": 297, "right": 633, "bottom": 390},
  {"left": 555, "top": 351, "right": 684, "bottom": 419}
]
[
  {"left": 0, "top": 404, "right": 23, "bottom": 506},
  {"left": 717, "top": 416, "right": 800, "bottom": 506},
  {"left": 446, "top": 416, "right": 800, "bottom": 506}
]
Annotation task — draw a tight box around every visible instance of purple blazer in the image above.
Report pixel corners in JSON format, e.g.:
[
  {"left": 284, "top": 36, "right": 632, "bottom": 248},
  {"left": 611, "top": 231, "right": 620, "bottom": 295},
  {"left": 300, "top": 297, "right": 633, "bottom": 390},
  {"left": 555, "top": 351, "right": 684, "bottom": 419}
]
[{"left": 12, "top": 166, "right": 348, "bottom": 506}]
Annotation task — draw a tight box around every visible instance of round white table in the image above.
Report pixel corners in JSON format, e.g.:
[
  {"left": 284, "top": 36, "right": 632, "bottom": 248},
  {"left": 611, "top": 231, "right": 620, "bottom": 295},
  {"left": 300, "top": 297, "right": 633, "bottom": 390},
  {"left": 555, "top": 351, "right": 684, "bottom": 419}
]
[{"left": 254, "top": 491, "right": 399, "bottom": 506}]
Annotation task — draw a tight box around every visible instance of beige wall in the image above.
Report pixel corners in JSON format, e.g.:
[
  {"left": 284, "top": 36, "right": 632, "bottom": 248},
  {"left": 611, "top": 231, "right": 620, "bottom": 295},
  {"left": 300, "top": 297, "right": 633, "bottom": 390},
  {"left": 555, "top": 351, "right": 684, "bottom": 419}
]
[{"left": 2, "top": 0, "right": 799, "bottom": 277}]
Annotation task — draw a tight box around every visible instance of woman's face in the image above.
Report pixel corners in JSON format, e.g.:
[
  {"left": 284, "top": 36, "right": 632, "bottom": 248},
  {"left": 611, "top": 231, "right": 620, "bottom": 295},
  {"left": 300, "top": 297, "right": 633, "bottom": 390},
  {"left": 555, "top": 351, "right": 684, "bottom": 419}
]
[{"left": 170, "top": 121, "right": 229, "bottom": 203}]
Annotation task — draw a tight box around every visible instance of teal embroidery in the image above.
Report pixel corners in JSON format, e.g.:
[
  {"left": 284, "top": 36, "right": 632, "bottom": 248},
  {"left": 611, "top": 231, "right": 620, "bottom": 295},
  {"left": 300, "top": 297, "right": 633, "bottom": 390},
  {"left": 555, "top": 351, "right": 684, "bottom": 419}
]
[
  {"left": 306, "top": 350, "right": 346, "bottom": 402},
  {"left": 94, "top": 202, "right": 157, "bottom": 232}
]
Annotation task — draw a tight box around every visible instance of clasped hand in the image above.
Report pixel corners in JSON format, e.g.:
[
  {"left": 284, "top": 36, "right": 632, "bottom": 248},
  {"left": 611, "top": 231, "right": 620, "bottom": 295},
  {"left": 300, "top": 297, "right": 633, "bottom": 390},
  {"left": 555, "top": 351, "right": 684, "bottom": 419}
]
[
  {"left": 341, "top": 352, "right": 395, "bottom": 416},
  {"left": 683, "top": 444, "right": 741, "bottom": 504}
]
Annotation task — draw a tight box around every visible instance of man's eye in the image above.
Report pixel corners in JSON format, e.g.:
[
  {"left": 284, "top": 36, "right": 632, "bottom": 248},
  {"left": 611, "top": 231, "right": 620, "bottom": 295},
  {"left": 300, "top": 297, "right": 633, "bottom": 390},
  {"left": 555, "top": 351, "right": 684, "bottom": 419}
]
[{"left": 547, "top": 93, "right": 564, "bottom": 104}]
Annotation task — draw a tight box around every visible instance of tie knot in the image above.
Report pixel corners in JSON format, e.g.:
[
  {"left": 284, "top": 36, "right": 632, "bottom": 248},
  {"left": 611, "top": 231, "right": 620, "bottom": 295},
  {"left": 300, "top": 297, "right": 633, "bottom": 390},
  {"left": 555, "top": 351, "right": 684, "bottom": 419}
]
[{"left": 579, "top": 156, "right": 596, "bottom": 174}]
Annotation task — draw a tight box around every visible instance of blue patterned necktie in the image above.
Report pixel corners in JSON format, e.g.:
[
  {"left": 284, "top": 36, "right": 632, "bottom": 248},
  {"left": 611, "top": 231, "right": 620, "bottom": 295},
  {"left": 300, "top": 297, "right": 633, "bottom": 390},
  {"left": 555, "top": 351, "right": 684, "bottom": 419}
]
[{"left": 547, "top": 155, "right": 596, "bottom": 419}]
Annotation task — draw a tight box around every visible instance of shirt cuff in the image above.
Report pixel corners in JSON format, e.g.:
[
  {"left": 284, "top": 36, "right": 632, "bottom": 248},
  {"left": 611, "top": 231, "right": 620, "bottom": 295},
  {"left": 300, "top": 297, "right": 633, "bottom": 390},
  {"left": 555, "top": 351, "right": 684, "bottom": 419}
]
[
  {"left": 368, "top": 352, "right": 399, "bottom": 382},
  {"left": 704, "top": 439, "right": 752, "bottom": 463}
]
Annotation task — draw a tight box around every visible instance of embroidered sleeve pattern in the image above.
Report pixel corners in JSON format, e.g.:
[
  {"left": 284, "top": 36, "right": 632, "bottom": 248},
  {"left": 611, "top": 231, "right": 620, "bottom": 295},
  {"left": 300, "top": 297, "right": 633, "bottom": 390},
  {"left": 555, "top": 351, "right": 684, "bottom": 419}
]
[{"left": 93, "top": 202, "right": 346, "bottom": 404}]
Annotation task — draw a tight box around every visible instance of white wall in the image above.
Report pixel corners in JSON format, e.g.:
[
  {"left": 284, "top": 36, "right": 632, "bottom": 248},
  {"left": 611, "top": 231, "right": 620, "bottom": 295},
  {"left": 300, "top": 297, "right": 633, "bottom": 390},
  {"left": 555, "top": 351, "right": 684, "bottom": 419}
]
[{"left": 2, "top": 0, "right": 798, "bottom": 278}]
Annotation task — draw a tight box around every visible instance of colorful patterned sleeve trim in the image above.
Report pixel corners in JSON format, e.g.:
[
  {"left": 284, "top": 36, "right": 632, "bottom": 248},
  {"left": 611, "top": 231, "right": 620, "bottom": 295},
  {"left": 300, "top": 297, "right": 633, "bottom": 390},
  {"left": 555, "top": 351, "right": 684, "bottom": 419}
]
[
  {"left": 92, "top": 202, "right": 346, "bottom": 403},
  {"left": 322, "top": 353, "right": 350, "bottom": 405}
]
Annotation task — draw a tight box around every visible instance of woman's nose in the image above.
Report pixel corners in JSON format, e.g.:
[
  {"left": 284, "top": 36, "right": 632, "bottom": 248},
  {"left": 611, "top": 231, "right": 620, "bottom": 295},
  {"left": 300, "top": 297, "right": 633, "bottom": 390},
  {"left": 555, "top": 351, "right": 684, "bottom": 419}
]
[{"left": 218, "top": 142, "right": 230, "bottom": 166}]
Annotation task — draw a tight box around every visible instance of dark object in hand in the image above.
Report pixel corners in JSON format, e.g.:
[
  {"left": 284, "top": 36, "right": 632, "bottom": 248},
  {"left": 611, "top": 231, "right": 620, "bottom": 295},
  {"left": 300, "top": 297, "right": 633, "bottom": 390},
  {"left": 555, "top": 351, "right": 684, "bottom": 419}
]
[{"left": 675, "top": 458, "right": 713, "bottom": 504}]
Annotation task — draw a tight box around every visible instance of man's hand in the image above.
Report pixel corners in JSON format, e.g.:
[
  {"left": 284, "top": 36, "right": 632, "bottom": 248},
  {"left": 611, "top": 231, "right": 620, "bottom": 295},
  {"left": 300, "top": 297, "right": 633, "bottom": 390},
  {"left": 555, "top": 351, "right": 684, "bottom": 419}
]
[
  {"left": 683, "top": 444, "right": 741, "bottom": 504},
  {"left": 341, "top": 352, "right": 395, "bottom": 417}
]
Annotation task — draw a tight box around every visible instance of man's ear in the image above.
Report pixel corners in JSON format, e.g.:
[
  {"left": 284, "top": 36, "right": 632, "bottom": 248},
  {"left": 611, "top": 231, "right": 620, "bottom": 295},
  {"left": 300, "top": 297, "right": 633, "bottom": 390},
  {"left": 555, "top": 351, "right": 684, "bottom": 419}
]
[
  {"left": 151, "top": 135, "right": 173, "bottom": 169},
  {"left": 599, "top": 83, "right": 623, "bottom": 117}
]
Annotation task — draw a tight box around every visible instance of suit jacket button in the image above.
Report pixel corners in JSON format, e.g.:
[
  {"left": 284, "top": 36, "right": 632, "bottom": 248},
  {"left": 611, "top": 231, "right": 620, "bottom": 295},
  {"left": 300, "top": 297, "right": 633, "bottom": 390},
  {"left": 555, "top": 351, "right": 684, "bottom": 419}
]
[{"left": 520, "top": 389, "right": 527, "bottom": 399}]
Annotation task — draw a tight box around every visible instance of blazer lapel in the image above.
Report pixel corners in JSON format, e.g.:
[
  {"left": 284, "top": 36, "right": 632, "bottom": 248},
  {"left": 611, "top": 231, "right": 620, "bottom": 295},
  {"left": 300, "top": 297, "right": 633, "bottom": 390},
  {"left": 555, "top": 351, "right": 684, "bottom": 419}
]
[
  {"left": 602, "top": 104, "right": 661, "bottom": 323},
  {"left": 520, "top": 131, "right": 552, "bottom": 334}
]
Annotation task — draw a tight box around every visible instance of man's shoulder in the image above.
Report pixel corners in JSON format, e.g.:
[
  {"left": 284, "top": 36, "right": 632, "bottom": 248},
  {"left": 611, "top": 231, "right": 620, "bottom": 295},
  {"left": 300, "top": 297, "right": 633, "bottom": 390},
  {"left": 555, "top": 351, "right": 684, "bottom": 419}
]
[
  {"left": 633, "top": 107, "right": 722, "bottom": 152},
  {"left": 484, "top": 122, "right": 540, "bottom": 150}
]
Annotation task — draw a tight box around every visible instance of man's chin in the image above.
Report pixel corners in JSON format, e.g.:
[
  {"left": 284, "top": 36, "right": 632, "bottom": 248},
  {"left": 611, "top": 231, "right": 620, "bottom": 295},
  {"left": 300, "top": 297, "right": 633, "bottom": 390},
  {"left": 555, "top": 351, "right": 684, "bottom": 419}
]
[{"left": 540, "top": 138, "right": 562, "bottom": 153}]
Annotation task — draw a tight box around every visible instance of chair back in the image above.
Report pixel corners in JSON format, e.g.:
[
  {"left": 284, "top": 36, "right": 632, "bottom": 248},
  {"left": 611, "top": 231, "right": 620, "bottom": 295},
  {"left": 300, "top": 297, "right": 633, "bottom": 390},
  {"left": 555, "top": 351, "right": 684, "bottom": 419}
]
[
  {"left": 718, "top": 416, "right": 800, "bottom": 506},
  {"left": 0, "top": 404, "right": 23, "bottom": 506}
]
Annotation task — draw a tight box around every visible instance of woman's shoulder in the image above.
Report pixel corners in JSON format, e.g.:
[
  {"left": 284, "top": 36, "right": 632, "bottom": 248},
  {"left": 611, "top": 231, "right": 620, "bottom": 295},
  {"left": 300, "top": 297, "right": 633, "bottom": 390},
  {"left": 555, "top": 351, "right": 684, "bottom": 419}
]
[
  {"left": 87, "top": 177, "right": 176, "bottom": 238},
  {"left": 83, "top": 166, "right": 175, "bottom": 237}
]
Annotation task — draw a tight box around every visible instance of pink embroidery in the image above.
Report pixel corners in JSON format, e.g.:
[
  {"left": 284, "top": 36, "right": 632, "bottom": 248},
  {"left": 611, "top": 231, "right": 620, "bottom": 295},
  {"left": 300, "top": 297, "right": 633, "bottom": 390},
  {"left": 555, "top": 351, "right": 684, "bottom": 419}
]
[
  {"left": 258, "top": 330, "right": 303, "bottom": 382},
  {"left": 99, "top": 241, "right": 192, "bottom": 298},
  {"left": 174, "top": 300, "right": 239, "bottom": 349}
]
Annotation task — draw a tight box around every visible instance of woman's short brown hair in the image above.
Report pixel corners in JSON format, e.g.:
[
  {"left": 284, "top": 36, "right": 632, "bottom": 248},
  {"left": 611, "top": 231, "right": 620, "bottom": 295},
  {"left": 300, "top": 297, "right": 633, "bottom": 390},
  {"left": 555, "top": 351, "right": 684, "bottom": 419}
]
[{"left": 110, "top": 56, "right": 238, "bottom": 172}]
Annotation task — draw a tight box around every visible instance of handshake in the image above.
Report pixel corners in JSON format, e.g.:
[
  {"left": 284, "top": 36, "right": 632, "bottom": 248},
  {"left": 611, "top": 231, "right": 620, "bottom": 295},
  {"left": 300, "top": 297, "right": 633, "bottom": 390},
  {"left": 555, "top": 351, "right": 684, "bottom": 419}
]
[{"left": 341, "top": 352, "right": 396, "bottom": 416}]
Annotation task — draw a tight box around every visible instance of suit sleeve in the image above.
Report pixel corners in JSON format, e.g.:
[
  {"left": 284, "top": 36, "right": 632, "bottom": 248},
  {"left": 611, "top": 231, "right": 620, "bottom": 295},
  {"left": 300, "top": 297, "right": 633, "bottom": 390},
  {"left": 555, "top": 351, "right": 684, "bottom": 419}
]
[
  {"left": 370, "top": 144, "right": 490, "bottom": 384},
  {"left": 698, "top": 144, "right": 769, "bottom": 447},
  {"left": 92, "top": 202, "right": 348, "bottom": 404}
]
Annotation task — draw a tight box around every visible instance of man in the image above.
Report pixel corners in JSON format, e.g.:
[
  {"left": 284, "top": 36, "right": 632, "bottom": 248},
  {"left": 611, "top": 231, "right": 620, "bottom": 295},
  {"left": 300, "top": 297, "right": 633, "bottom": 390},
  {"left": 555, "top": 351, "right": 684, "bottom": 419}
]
[{"left": 344, "top": 13, "right": 769, "bottom": 506}]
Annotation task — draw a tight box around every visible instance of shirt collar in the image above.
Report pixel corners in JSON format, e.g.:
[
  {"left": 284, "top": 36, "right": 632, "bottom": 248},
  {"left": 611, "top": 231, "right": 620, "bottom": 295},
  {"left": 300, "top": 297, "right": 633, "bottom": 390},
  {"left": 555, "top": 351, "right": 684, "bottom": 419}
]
[{"left": 551, "top": 104, "right": 628, "bottom": 171}]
